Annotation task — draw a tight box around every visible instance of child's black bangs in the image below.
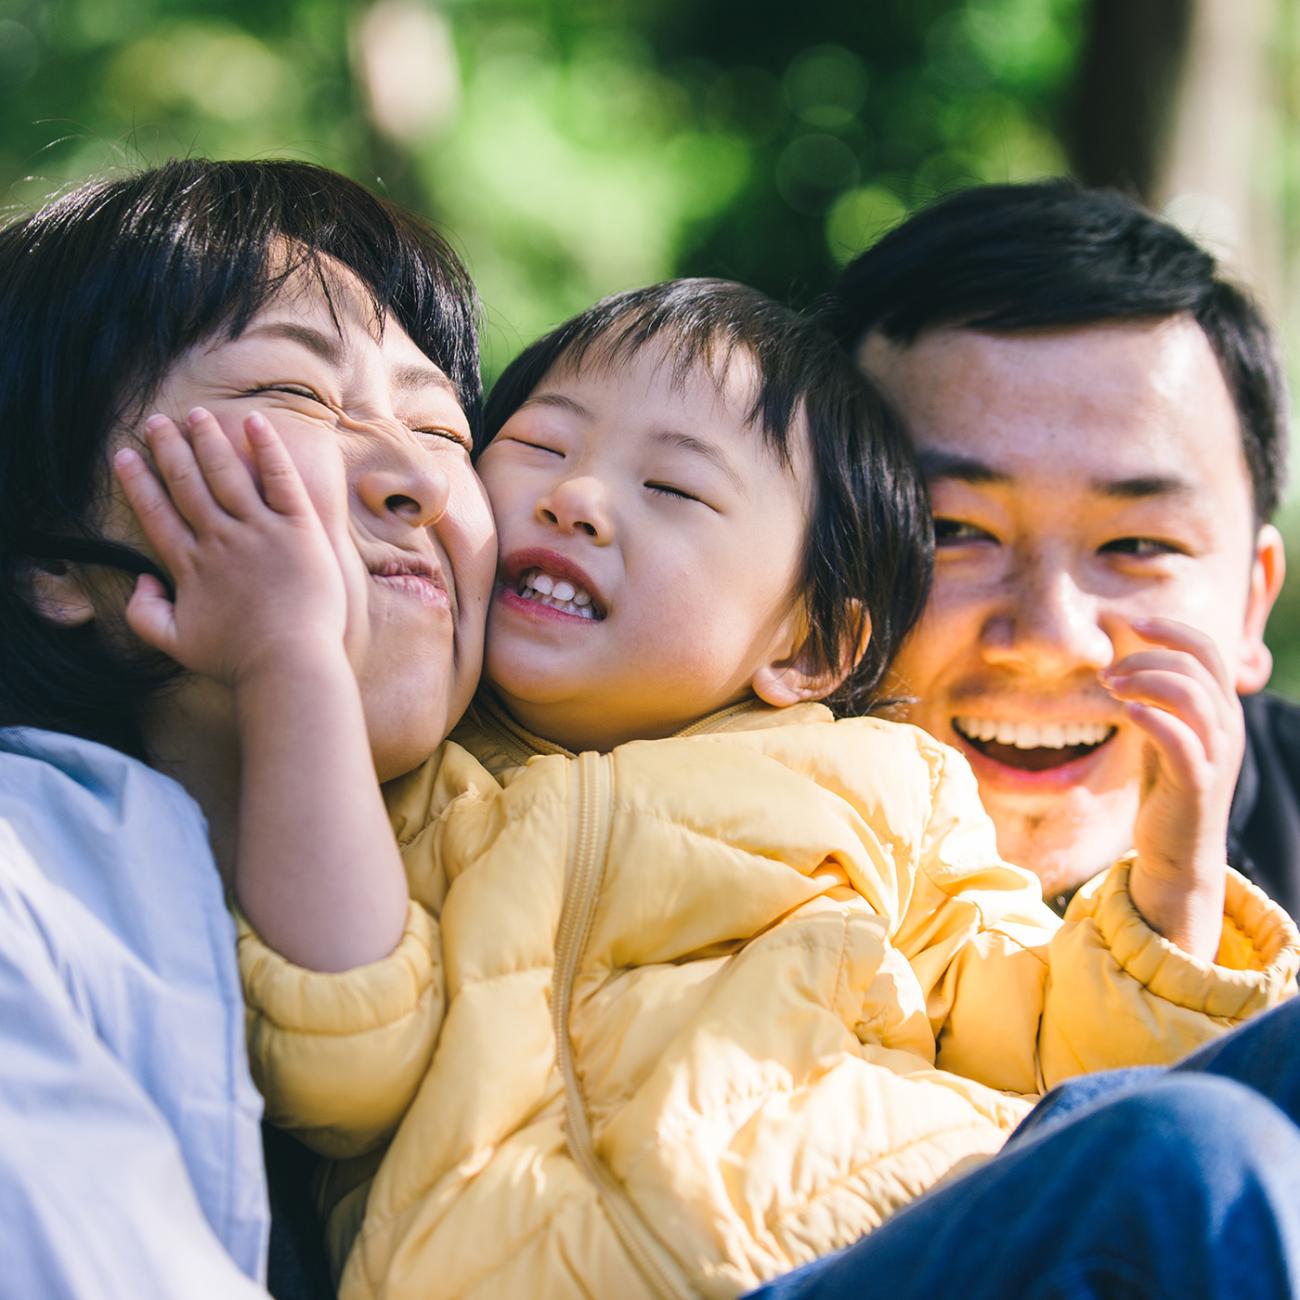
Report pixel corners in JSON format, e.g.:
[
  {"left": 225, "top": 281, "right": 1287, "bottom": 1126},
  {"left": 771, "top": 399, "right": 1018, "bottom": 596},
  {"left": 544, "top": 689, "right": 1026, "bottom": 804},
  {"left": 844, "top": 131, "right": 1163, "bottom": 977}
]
[{"left": 551, "top": 301, "right": 805, "bottom": 470}]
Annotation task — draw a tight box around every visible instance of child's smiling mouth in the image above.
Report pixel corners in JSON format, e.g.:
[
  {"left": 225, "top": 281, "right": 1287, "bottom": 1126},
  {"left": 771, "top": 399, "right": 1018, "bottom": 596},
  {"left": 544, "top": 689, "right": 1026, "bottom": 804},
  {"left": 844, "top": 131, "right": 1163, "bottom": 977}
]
[
  {"left": 516, "top": 568, "right": 599, "bottom": 619},
  {"left": 497, "top": 548, "right": 608, "bottom": 621}
]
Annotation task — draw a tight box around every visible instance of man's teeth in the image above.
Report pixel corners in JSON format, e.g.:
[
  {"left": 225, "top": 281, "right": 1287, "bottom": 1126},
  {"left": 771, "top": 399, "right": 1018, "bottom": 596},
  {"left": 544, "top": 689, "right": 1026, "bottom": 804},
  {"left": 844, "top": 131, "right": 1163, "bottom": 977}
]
[
  {"left": 953, "top": 717, "right": 1114, "bottom": 750},
  {"left": 517, "top": 568, "right": 596, "bottom": 618}
]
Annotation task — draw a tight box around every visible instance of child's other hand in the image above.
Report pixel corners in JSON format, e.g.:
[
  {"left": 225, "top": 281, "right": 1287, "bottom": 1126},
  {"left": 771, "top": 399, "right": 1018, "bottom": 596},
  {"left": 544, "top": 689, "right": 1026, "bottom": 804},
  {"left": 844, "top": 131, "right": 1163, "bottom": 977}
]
[
  {"left": 1100, "top": 617, "right": 1240, "bottom": 961},
  {"left": 113, "top": 407, "right": 351, "bottom": 688}
]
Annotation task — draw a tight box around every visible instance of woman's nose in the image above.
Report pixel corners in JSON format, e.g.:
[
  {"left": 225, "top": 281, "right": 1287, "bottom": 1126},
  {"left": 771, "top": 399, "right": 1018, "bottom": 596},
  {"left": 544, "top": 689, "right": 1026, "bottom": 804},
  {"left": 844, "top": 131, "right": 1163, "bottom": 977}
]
[
  {"left": 355, "top": 447, "right": 451, "bottom": 530},
  {"left": 536, "top": 476, "right": 613, "bottom": 542}
]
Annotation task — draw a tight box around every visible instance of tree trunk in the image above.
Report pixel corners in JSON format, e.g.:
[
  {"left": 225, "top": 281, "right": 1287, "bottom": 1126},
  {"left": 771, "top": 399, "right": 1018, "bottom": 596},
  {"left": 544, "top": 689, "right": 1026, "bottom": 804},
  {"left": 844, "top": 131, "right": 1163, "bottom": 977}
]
[{"left": 1067, "top": 0, "right": 1194, "bottom": 198}]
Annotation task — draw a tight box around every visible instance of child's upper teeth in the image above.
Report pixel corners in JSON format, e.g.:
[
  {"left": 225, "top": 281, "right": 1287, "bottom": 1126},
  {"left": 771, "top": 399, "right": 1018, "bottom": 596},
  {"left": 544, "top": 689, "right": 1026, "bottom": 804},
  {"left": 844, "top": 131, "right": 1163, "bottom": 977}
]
[{"left": 518, "top": 568, "right": 597, "bottom": 617}]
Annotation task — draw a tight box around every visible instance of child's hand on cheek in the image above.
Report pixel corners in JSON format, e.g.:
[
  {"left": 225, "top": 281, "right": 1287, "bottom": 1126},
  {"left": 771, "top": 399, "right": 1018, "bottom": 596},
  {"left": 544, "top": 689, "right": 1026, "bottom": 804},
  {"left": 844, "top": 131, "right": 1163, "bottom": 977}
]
[
  {"left": 1099, "top": 617, "right": 1242, "bottom": 961},
  {"left": 113, "top": 407, "right": 352, "bottom": 690}
]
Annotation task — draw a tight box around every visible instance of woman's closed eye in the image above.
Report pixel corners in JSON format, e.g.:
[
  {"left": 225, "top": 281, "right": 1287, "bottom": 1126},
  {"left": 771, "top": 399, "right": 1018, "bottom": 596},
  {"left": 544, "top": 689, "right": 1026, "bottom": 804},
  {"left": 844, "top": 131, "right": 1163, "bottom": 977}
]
[
  {"left": 247, "top": 382, "right": 331, "bottom": 408},
  {"left": 413, "top": 424, "right": 473, "bottom": 451}
]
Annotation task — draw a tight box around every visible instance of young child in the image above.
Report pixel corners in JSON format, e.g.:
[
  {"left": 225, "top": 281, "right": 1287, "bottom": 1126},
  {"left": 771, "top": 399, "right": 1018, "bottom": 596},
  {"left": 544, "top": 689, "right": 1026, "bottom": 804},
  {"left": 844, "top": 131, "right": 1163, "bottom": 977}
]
[{"left": 119, "top": 279, "right": 1298, "bottom": 1300}]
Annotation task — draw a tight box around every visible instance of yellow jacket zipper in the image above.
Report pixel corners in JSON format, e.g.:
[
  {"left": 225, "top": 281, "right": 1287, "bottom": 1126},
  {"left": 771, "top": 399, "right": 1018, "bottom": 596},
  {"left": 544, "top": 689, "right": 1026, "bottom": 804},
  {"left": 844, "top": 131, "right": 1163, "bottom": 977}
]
[{"left": 551, "top": 751, "right": 699, "bottom": 1300}]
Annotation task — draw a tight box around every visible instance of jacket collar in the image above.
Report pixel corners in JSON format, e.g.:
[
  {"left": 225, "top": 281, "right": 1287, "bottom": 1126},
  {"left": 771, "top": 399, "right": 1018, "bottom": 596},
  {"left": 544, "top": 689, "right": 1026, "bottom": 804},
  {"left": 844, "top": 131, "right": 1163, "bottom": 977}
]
[{"left": 456, "top": 693, "right": 834, "bottom": 774}]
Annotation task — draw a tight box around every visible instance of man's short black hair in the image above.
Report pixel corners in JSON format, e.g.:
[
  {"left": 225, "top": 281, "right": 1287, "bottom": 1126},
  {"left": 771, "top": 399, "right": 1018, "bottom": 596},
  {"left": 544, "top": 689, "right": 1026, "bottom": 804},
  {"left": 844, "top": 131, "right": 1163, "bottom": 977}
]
[
  {"left": 481, "top": 278, "right": 933, "bottom": 716},
  {"left": 0, "top": 158, "right": 481, "bottom": 758},
  {"left": 823, "top": 179, "right": 1289, "bottom": 522}
]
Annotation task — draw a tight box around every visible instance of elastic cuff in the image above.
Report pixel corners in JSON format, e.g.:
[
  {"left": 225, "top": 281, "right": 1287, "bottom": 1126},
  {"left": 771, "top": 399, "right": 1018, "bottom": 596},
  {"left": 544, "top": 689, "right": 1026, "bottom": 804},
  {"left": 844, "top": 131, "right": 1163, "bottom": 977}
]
[
  {"left": 1092, "top": 858, "right": 1299, "bottom": 1020},
  {"left": 237, "top": 897, "right": 438, "bottom": 1033}
]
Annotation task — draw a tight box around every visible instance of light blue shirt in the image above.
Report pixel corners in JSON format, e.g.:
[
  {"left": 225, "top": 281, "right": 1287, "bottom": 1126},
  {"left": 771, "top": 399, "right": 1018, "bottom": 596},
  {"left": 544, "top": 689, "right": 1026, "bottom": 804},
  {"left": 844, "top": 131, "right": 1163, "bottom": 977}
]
[{"left": 0, "top": 728, "right": 270, "bottom": 1299}]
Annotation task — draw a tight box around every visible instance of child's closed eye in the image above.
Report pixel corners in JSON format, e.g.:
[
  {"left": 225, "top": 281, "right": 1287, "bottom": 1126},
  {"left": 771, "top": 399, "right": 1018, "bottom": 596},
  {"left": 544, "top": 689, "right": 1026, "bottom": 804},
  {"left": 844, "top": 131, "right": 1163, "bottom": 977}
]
[
  {"left": 508, "top": 437, "right": 564, "bottom": 456},
  {"left": 646, "top": 482, "right": 704, "bottom": 504}
]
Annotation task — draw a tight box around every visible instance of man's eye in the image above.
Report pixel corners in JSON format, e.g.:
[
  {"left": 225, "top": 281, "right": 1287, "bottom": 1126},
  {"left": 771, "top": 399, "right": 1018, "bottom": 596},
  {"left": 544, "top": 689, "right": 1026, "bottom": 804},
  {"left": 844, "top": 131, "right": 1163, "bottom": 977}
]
[
  {"left": 1100, "top": 537, "right": 1181, "bottom": 558},
  {"left": 933, "top": 518, "right": 993, "bottom": 546},
  {"left": 646, "top": 482, "right": 701, "bottom": 503}
]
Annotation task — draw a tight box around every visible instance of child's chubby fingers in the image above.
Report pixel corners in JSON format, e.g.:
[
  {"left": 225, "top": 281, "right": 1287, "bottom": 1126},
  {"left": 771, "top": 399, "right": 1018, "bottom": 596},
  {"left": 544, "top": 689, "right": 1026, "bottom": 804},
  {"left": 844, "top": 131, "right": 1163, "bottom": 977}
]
[
  {"left": 138, "top": 411, "right": 225, "bottom": 531},
  {"left": 183, "top": 406, "right": 268, "bottom": 520},
  {"left": 1117, "top": 697, "right": 1210, "bottom": 793},
  {"left": 1103, "top": 654, "right": 1233, "bottom": 763},
  {"left": 121, "top": 571, "right": 179, "bottom": 658},
  {"left": 1126, "top": 617, "right": 1235, "bottom": 696},
  {"left": 243, "top": 411, "right": 316, "bottom": 519},
  {"left": 112, "top": 440, "right": 194, "bottom": 569}
]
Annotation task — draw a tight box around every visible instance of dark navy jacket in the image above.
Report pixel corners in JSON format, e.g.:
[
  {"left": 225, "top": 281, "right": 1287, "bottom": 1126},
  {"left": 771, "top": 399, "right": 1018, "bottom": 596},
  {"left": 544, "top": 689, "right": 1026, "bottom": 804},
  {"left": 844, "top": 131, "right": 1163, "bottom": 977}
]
[{"left": 1231, "top": 691, "right": 1300, "bottom": 920}]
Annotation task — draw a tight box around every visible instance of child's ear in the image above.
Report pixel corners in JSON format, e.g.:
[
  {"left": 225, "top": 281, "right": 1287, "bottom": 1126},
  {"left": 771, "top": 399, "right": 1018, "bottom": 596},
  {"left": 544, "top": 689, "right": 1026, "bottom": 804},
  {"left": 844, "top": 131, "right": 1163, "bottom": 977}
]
[
  {"left": 27, "top": 562, "right": 97, "bottom": 628},
  {"left": 752, "top": 602, "right": 872, "bottom": 708}
]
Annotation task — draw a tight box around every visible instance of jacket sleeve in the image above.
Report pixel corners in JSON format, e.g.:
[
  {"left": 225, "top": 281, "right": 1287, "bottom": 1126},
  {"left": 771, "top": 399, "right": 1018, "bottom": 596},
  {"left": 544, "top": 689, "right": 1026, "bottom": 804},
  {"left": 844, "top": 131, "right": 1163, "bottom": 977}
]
[
  {"left": 237, "top": 742, "right": 499, "bottom": 1160},
  {"left": 0, "top": 904, "right": 270, "bottom": 1300},
  {"left": 896, "top": 739, "right": 1300, "bottom": 1096},
  {"left": 239, "top": 898, "right": 443, "bottom": 1160}
]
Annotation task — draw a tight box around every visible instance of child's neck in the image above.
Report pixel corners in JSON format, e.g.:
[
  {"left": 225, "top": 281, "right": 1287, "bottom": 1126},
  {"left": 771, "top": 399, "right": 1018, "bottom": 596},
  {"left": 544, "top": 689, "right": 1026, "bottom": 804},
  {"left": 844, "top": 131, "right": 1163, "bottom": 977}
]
[{"left": 480, "top": 686, "right": 773, "bottom": 755}]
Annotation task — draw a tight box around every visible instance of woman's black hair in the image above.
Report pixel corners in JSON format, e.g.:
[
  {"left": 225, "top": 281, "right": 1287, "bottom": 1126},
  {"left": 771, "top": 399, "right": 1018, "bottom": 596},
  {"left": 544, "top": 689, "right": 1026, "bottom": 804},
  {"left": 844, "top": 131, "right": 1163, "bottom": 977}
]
[
  {"left": 822, "top": 178, "right": 1288, "bottom": 523},
  {"left": 480, "top": 278, "right": 933, "bottom": 716},
  {"left": 0, "top": 158, "right": 481, "bottom": 758}
]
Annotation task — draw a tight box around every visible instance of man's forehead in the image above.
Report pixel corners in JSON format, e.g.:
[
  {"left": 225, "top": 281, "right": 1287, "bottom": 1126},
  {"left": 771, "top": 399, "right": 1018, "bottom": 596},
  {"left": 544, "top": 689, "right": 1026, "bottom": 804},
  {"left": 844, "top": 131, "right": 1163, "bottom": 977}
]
[{"left": 859, "top": 317, "right": 1251, "bottom": 498}]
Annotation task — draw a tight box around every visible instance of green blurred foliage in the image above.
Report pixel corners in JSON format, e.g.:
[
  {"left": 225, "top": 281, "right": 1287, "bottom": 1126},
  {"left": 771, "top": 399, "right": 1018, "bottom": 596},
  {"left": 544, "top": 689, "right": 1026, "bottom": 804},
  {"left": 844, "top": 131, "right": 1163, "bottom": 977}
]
[
  {"left": 0, "top": 0, "right": 1082, "bottom": 367},
  {"left": 4, "top": 0, "right": 1300, "bottom": 694}
]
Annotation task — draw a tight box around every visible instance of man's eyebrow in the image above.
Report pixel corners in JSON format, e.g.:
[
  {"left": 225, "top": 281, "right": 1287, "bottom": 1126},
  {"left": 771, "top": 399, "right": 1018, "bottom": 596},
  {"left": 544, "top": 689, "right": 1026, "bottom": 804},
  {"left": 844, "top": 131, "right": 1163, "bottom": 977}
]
[
  {"left": 650, "top": 428, "right": 746, "bottom": 493},
  {"left": 918, "top": 450, "right": 1197, "bottom": 503},
  {"left": 242, "top": 321, "right": 346, "bottom": 366},
  {"left": 1092, "top": 473, "right": 1196, "bottom": 501},
  {"left": 916, "top": 449, "right": 1010, "bottom": 485}
]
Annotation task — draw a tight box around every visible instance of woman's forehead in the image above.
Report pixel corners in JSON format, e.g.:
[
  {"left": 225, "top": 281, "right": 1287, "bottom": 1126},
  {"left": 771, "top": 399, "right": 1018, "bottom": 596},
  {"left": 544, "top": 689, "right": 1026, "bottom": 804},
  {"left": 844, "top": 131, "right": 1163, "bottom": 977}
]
[{"left": 254, "top": 253, "right": 389, "bottom": 342}]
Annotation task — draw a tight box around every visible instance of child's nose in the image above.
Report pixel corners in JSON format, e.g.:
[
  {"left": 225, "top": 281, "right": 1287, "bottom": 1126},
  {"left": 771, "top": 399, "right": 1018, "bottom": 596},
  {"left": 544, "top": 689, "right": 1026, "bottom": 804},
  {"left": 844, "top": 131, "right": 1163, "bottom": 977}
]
[{"left": 536, "top": 476, "right": 613, "bottom": 542}]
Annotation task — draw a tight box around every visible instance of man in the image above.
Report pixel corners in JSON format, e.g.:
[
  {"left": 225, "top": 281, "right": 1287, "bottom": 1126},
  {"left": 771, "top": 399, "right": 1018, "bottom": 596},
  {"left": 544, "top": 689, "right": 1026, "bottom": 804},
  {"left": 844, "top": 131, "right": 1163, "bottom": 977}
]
[{"left": 824, "top": 180, "right": 1300, "bottom": 917}]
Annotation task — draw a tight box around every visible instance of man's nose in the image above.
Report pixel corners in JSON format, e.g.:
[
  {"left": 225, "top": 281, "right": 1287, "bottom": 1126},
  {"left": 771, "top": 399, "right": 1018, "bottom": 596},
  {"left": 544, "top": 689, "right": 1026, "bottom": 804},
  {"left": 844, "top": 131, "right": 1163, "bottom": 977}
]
[
  {"left": 536, "top": 475, "right": 613, "bottom": 542},
  {"left": 355, "top": 442, "right": 452, "bottom": 530},
  {"left": 980, "top": 562, "right": 1114, "bottom": 676}
]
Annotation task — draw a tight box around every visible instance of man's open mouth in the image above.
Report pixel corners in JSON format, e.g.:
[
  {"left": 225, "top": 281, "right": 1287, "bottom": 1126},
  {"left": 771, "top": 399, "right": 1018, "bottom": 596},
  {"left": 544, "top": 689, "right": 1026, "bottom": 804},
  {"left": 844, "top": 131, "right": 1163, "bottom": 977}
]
[{"left": 953, "top": 716, "right": 1117, "bottom": 772}]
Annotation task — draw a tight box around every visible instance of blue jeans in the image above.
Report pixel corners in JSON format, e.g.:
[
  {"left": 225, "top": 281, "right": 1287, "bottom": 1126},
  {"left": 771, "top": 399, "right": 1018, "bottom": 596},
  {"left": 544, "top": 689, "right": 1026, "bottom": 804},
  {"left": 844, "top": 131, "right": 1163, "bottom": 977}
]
[{"left": 746, "top": 997, "right": 1300, "bottom": 1300}]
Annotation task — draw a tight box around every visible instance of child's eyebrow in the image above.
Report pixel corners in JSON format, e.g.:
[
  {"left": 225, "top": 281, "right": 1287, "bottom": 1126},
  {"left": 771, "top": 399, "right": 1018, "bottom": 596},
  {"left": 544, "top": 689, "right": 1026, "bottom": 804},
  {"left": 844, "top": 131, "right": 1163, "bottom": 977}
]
[
  {"left": 651, "top": 428, "right": 745, "bottom": 494},
  {"left": 519, "top": 392, "right": 591, "bottom": 418}
]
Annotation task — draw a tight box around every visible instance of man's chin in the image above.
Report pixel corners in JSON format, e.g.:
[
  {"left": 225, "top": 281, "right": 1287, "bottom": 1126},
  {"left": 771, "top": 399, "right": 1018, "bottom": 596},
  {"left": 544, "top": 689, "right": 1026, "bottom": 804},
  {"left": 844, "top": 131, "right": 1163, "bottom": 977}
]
[{"left": 979, "top": 780, "right": 1139, "bottom": 899}]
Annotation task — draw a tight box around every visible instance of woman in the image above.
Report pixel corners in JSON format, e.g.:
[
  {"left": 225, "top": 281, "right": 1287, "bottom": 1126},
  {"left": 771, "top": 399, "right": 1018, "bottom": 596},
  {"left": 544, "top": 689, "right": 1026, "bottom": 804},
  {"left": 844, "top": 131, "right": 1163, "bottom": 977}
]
[{"left": 0, "top": 159, "right": 495, "bottom": 1299}]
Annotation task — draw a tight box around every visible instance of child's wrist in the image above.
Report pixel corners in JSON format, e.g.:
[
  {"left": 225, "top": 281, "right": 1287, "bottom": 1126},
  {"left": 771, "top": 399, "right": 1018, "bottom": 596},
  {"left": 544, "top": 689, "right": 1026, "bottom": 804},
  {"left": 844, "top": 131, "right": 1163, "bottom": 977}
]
[
  {"left": 231, "top": 641, "right": 357, "bottom": 706},
  {"left": 1129, "top": 855, "right": 1226, "bottom": 961}
]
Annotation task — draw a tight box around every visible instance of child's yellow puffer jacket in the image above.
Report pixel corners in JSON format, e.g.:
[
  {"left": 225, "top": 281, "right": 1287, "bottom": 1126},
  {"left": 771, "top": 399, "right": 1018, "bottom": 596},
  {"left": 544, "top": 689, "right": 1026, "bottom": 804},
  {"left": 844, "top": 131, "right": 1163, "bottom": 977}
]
[{"left": 240, "top": 701, "right": 1299, "bottom": 1300}]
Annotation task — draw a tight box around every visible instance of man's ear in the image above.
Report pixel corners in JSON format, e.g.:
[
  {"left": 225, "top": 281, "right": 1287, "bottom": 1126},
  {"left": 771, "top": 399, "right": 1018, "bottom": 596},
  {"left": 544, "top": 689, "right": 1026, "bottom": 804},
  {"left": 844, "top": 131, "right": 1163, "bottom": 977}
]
[
  {"left": 26, "top": 563, "right": 97, "bottom": 628},
  {"left": 1235, "top": 523, "right": 1286, "bottom": 694},
  {"left": 751, "top": 602, "right": 872, "bottom": 708}
]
